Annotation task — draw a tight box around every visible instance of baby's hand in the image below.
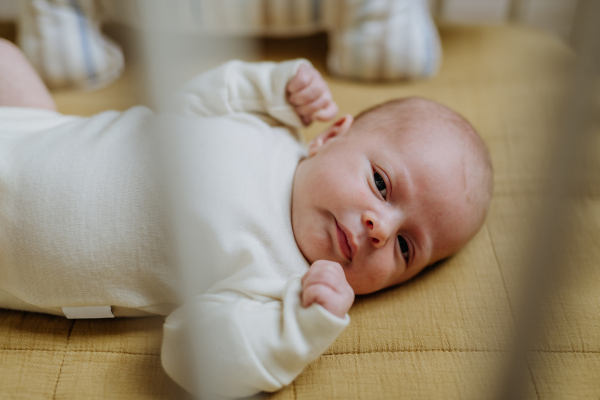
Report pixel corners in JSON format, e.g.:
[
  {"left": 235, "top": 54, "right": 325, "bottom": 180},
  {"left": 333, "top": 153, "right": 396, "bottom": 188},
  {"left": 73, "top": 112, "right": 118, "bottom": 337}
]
[
  {"left": 301, "top": 260, "right": 354, "bottom": 318},
  {"left": 287, "top": 64, "right": 339, "bottom": 126}
]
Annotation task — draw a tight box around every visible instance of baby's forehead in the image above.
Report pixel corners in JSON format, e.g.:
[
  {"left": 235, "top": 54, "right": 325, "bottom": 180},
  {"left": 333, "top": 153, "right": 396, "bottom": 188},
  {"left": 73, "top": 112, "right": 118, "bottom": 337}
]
[
  {"left": 358, "top": 100, "right": 468, "bottom": 140},
  {"left": 352, "top": 98, "right": 479, "bottom": 178},
  {"left": 358, "top": 114, "right": 468, "bottom": 161}
]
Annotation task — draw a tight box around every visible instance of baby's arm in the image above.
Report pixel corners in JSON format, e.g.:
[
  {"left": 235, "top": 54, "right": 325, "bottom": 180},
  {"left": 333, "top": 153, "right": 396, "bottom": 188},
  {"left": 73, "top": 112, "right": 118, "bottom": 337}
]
[
  {"left": 161, "top": 279, "right": 349, "bottom": 398},
  {"left": 170, "top": 59, "right": 337, "bottom": 128}
]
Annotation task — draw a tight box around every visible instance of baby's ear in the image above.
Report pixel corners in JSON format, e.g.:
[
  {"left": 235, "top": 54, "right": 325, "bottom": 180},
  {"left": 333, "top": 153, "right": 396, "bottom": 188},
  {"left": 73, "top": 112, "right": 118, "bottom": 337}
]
[{"left": 307, "top": 114, "right": 354, "bottom": 157}]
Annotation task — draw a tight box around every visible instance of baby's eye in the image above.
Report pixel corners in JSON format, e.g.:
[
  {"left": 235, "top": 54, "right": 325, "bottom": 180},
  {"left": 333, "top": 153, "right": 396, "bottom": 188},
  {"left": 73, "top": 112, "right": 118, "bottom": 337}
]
[
  {"left": 374, "top": 172, "right": 387, "bottom": 198},
  {"left": 398, "top": 236, "right": 409, "bottom": 262}
]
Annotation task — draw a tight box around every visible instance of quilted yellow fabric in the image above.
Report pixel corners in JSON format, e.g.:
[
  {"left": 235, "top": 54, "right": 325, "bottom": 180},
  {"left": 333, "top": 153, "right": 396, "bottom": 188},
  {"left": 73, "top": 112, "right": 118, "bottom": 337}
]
[{"left": 1, "top": 24, "right": 599, "bottom": 399}]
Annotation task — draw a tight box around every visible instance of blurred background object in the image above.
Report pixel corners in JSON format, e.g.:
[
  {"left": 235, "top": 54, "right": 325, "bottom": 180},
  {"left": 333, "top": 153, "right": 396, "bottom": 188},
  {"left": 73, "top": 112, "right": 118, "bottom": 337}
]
[
  {"left": 10, "top": 0, "right": 441, "bottom": 90},
  {"left": 17, "top": 0, "right": 124, "bottom": 90},
  {"left": 0, "top": 0, "right": 582, "bottom": 91},
  {"left": 0, "top": 0, "right": 581, "bottom": 39},
  {"left": 0, "top": 0, "right": 582, "bottom": 92}
]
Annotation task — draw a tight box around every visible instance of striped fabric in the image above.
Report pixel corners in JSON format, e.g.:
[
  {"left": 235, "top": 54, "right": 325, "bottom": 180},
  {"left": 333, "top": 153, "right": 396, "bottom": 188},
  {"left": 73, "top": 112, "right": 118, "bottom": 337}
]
[
  {"left": 325, "top": 0, "right": 441, "bottom": 80},
  {"left": 18, "top": 0, "right": 123, "bottom": 90},
  {"left": 18, "top": 0, "right": 440, "bottom": 88}
]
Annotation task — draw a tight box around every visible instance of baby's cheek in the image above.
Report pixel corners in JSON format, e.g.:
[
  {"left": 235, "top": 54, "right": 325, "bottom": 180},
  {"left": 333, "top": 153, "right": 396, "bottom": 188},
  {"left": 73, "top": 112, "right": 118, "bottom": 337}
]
[
  {"left": 345, "top": 260, "right": 388, "bottom": 294},
  {"left": 373, "top": 253, "right": 406, "bottom": 288}
]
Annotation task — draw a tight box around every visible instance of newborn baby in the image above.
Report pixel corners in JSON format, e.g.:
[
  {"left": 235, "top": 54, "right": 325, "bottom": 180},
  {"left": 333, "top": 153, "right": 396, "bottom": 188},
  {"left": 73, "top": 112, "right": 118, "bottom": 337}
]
[
  {"left": 0, "top": 39, "right": 492, "bottom": 398},
  {"left": 293, "top": 85, "right": 493, "bottom": 309}
]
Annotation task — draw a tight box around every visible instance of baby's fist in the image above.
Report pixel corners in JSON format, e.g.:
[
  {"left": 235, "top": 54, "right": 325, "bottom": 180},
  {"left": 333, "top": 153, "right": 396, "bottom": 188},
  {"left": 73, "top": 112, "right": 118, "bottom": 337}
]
[
  {"left": 301, "top": 260, "right": 354, "bottom": 318},
  {"left": 287, "top": 64, "right": 338, "bottom": 126}
]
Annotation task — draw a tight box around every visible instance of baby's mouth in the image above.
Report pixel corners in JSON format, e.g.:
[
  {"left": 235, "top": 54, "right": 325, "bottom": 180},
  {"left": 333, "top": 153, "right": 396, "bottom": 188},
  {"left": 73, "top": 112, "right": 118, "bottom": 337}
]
[{"left": 335, "top": 220, "right": 353, "bottom": 261}]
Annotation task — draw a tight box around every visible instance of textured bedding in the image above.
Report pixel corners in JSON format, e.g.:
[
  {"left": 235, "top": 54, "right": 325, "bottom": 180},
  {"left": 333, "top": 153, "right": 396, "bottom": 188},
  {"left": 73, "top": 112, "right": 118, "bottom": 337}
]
[{"left": 1, "top": 24, "right": 599, "bottom": 399}]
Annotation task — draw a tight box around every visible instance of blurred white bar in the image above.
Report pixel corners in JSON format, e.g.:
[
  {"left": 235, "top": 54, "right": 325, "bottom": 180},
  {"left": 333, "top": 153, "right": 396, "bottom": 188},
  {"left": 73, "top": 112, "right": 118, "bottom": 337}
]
[
  {"left": 497, "top": 0, "right": 600, "bottom": 399},
  {"left": 133, "top": 2, "right": 260, "bottom": 399},
  {"left": 515, "top": 0, "right": 579, "bottom": 39}
]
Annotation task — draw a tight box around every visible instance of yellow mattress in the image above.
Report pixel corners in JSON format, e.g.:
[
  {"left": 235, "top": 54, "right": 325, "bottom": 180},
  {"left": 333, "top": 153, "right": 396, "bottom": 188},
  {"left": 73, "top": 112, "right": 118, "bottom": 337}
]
[{"left": 1, "top": 24, "right": 599, "bottom": 399}]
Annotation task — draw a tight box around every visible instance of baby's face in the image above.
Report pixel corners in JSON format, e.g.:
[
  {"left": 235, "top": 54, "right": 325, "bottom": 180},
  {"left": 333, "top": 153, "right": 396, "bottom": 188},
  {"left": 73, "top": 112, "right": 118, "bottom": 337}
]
[{"left": 292, "top": 114, "right": 478, "bottom": 294}]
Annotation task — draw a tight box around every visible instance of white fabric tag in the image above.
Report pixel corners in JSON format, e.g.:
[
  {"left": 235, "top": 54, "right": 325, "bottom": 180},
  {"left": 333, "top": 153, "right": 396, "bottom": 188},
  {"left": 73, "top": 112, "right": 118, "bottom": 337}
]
[{"left": 62, "top": 306, "right": 114, "bottom": 319}]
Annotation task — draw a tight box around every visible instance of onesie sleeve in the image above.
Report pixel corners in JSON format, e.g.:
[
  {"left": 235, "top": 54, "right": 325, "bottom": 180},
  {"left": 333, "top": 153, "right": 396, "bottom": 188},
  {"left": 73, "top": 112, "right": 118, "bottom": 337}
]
[
  {"left": 160, "top": 277, "right": 349, "bottom": 398},
  {"left": 168, "top": 59, "right": 311, "bottom": 128}
]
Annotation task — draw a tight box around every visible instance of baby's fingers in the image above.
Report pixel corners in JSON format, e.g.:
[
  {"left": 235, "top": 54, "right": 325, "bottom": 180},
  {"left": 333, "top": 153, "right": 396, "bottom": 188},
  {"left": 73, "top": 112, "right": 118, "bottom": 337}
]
[
  {"left": 313, "top": 99, "right": 339, "bottom": 122},
  {"left": 302, "top": 260, "right": 345, "bottom": 290},
  {"left": 302, "top": 281, "right": 354, "bottom": 318},
  {"left": 288, "top": 77, "right": 326, "bottom": 107},
  {"left": 295, "top": 94, "right": 337, "bottom": 121},
  {"left": 287, "top": 64, "right": 315, "bottom": 95},
  {"left": 301, "top": 282, "right": 336, "bottom": 308},
  {"left": 301, "top": 260, "right": 354, "bottom": 317}
]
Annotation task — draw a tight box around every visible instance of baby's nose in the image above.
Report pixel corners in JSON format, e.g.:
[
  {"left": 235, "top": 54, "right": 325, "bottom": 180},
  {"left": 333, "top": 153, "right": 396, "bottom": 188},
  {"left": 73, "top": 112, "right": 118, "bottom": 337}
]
[{"left": 363, "top": 213, "right": 392, "bottom": 248}]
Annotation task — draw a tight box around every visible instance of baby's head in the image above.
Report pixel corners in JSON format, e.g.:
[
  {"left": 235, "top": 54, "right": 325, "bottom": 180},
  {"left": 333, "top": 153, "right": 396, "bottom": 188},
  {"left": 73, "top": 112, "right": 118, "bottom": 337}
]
[{"left": 291, "top": 97, "right": 493, "bottom": 294}]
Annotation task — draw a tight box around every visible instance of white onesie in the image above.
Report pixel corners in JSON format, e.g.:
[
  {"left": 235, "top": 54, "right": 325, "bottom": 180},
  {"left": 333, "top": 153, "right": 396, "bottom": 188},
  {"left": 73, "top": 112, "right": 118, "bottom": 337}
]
[{"left": 0, "top": 59, "right": 349, "bottom": 398}]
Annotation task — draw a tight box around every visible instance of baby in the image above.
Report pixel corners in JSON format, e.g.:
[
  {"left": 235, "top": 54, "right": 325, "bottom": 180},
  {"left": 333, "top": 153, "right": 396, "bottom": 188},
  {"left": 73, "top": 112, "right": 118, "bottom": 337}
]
[{"left": 0, "top": 39, "right": 492, "bottom": 397}]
